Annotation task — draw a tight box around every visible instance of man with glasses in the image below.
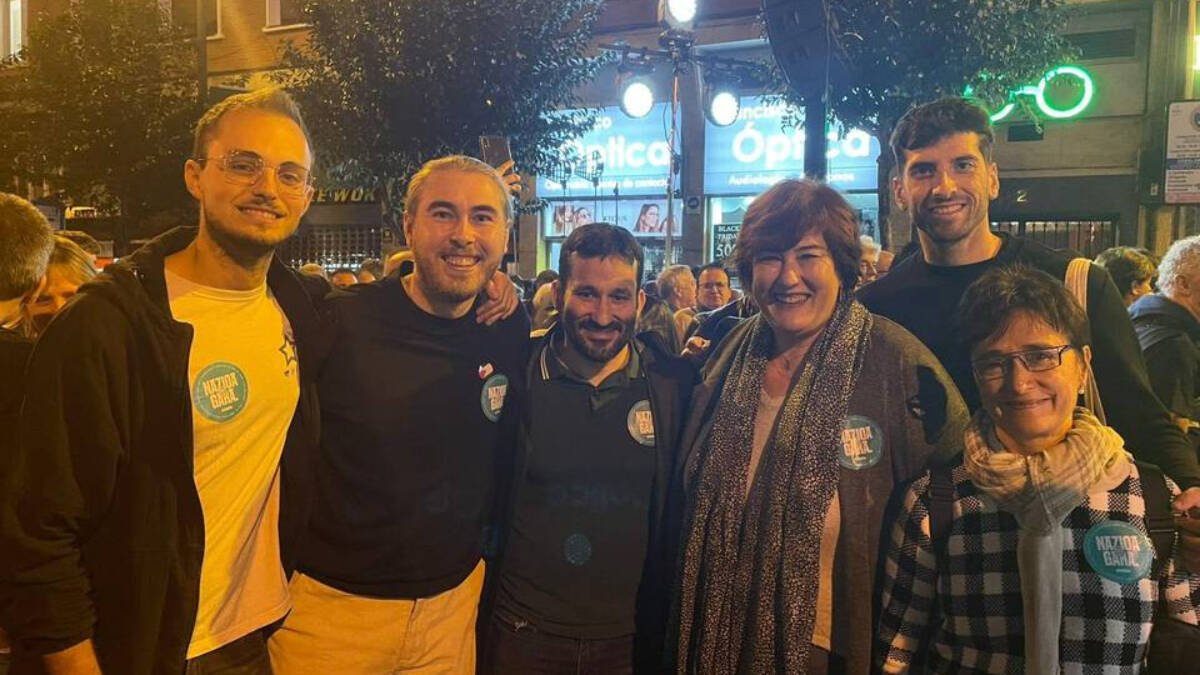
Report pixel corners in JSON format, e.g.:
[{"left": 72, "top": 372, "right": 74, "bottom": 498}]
[
  {"left": 1, "top": 88, "right": 325, "bottom": 674},
  {"left": 857, "top": 97, "right": 1200, "bottom": 548}
]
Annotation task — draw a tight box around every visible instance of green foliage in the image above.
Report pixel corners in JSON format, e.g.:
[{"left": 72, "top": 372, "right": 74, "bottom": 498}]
[
  {"left": 278, "top": 0, "right": 608, "bottom": 222},
  {"left": 820, "top": 0, "right": 1078, "bottom": 135},
  {"left": 0, "top": 0, "right": 197, "bottom": 234}
]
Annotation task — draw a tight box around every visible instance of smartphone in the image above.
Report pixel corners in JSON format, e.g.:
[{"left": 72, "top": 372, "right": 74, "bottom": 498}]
[{"left": 479, "top": 135, "right": 513, "bottom": 168}]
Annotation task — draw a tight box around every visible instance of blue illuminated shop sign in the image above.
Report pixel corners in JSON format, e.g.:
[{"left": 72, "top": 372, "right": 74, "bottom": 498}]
[
  {"left": 703, "top": 97, "right": 880, "bottom": 195},
  {"left": 537, "top": 104, "right": 672, "bottom": 197}
]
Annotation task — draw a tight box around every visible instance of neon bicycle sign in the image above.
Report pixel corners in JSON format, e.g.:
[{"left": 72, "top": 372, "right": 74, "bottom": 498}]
[{"left": 968, "top": 65, "right": 1096, "bottom": 123}]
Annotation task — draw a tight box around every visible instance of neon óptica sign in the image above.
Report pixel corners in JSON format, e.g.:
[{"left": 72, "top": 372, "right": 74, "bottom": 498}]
[{"left": 968, "top": 65, "right": 1096, "bottom": 123}]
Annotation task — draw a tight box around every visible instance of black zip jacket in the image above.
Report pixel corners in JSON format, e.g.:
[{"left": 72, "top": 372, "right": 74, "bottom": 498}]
[
  {"left": 0, "top": 227, "right": 325, "bottom": 674},
  {"left": 484, "top": 327, "right": 695, "bottom": 671},
  {"left": 1130, "top": 293, "right": 1200, "bottom": 424}
]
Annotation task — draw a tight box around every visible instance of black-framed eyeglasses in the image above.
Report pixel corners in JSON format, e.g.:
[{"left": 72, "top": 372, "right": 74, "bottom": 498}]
[
  {"left": 971, "top": 344, "right": 1076, "bottom": 381},
  {"left": 194, "top": 150, "right": 313, "bottom": 196}
]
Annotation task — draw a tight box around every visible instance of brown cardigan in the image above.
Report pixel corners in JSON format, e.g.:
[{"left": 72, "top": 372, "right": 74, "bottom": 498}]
[{"left": 667, "top": 311, "right": 968, "bottom": 674}]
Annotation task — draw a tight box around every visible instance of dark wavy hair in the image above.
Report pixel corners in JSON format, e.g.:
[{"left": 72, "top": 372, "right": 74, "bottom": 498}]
[
  {"left": 558, "top": 222, "right": 645, "bottom": 286},
  {"left": 890, "top": 97, "right": 995, "bottom": 168},
  {"left": 958, "top": 265, "right": 1090, "bottom": 355},
  {"left": 730, "top": 179, "right": 861, "bottom": 292}
]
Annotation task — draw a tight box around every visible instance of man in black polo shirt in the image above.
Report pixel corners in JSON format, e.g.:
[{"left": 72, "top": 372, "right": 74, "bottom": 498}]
[
  {"left": 269, "top": 155, "right": 529, "bottom": 674},
  {"left": 483, "top": 223, "right": 693, "bottom": 674},
  {"left": 856, "top": 96, "right": 1200, "bottom": 530}
]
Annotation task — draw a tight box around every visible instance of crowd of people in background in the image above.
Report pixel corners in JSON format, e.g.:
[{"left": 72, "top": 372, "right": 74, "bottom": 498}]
[{"left": 2, "top": 89, "right": 1200, "bottom": 675}]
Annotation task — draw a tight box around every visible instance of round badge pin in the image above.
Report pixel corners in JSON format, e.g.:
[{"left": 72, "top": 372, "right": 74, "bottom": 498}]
[
  {"left": 480, "top": 373, "right": 509, "bottom": 422},
  {"left": 192, "top": 362, "right": 249, "bottom": 423},
  {"left": 627, "top": 399, "right": 656, "bottom": 447},
  {"left": 564, "top": 533, "right": 593, "bottom": 566},
  {"left": 1083, "top": 520, "right": 1154, "bottom": 584},
  {"left": 839, "top": 415, "right": 884, "bottom": 470}
]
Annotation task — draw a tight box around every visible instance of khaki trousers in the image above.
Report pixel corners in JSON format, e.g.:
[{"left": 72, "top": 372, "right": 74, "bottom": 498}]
[{"left": 268, "top": 560, "right": 484, "bottom": 674}]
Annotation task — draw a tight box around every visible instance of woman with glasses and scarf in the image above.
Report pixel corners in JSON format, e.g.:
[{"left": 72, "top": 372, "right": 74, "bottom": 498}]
[
  {"left": 876, "top": 265, "right": 1200, "bottom": 673},
  {"left": 669, "top": 179, "right": 968, "bottom": 674}
]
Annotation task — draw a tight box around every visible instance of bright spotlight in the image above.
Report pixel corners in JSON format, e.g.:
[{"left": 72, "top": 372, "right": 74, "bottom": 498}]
[
  {"left": 706, "top": 90, "right": 740, "bottom": 127},
  {"left": 620, "top": 79, "right": 655, "bottom": 119},
  {"left": 659, "top": 0, "right": 697, "bottom": 30}
]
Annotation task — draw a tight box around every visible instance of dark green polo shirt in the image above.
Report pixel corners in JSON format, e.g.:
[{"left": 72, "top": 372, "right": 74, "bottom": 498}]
[{"left": 497, "top": 335, "right": 658, "bottom": 639}]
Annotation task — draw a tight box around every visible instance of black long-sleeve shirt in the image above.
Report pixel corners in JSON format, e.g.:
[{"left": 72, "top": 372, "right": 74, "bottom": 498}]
[{"left": 858, "top": 233, "right": 1200, "bottom": 489}]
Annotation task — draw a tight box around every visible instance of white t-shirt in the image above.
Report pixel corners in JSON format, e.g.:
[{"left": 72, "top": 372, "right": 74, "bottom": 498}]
[{"left": 166, "top": 269, "right": 298, "bottom": 659}]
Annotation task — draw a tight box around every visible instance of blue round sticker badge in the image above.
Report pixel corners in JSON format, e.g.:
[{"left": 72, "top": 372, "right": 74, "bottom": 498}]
[
  {"left": 1083, "top": 520, "right": 1154, "bottom": 584},
  {"left": 564, "top": 533, "right": 593, "bottom": 566},
  {"left": 839, "top": 415, "right": 884, "bottom": 470},
  {"left": 480, "top": 373, "right": 509, "bottom": 422},
  {"left": 192, "top": 362, "right": 249, "bottom": 423}
]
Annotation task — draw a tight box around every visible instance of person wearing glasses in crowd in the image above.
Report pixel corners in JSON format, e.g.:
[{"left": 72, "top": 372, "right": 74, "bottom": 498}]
[
  {"left": 670, "top": 179, "right": 967, "bottom": 674},
  {"left": 0, "top": 88, "right": 327, "bottom": 674},
  {"left": 876, "top": 266, "right": 1200, "bottom": 673}
]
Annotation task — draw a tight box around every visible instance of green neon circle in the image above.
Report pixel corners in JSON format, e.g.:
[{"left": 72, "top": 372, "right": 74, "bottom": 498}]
[
  {"left": 1035, "top": 66, "right": 1094, "bottom": 119},
  {"left": 990, "top": 103, "right": 1016, "bottom": 122}
]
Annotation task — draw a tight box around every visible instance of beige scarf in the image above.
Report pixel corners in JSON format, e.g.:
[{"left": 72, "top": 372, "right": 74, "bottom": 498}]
[{"left": 963, "top": 407, "right": 1130, "bottom": 675}]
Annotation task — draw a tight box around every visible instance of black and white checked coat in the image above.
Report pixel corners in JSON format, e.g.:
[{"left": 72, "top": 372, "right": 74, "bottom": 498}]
[{"left": 875, "top": 460, "right": 1200, "bottom": 674}]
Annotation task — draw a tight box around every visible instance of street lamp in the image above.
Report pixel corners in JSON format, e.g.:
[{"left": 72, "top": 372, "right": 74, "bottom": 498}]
[
  {"left": 704, "top": 80, "right": 740, "bottom": 127},
  {"left": 660, "top": 0, "right": 697, "bottom": 30},
  {"left": 619, "top": 76, "right": 656, "bottom": 119}
]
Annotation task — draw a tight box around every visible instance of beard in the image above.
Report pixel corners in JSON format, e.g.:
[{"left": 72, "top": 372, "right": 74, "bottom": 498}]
[
  {"left": 202, "top": 200, "right": 297, "bottom": 266},
  {"left": 411, "top": 245, "right": 499, "bottom": 306},
  {"left": 562, "top": 309, "right": 637, "bottom": 363}
]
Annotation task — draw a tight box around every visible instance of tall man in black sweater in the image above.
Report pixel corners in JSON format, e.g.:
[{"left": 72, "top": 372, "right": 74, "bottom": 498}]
[
  {"left": 269, "top": 156, "right": 529, "bottom": 674},
  {"left": 857, "top": 97, "right": 1200, "bottom": 551},
  {"left": 482, "top": 224, "right": 693, "bottom": 674}
]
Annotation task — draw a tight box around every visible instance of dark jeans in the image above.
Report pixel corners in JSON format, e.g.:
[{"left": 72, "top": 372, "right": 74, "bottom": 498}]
[
  {"left": 185, "top": 630, "right": 272, "bottom": 675},
  {"left": 481, "top": 609, "right": 635, "bottom": 675}
]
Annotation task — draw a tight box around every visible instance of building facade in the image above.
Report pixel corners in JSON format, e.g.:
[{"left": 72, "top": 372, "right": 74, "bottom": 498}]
[{"left": 16, "top": 0, "right": 1200, "bottom": 273}]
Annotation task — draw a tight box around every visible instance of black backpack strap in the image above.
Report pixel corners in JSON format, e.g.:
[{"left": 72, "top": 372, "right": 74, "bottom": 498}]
[
  {"left": 928, "top": 465, "right": 955, "bottom": 557},
  {"left": 1135, "top": 460, "right": 1177, "bottom": 579}
]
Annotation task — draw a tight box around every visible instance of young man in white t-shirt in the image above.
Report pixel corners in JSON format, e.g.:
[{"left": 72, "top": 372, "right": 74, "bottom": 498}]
[{"left": 0, "top": 88, "right": 324, "bottom": 674}]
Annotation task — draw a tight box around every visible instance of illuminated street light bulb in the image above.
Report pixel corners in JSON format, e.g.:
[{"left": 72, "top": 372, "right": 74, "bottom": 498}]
[
  {"left": 660, "top": 0, "right": 697, "bottom": 30},
  {"left": 620, "top": 79, "right": 655, "bottom": 119},
  {"left": 706, "top": 90, "right": 740, "bottom": 127}
]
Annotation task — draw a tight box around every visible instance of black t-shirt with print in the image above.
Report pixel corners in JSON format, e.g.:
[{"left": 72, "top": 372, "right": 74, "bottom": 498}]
[{"left": 301, "top": 278, "right": 529, "bottom": 599}]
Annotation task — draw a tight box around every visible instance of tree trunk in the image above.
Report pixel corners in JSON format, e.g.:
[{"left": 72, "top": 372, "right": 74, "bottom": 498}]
[
  {"left": 875, "top": 129, "right": 894, "bottom": 250},
  {"left": 377, "top": 179, "right": 404, "bottom": 244}
]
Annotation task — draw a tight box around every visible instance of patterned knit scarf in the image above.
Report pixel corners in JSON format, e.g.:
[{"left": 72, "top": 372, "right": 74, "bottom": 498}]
[
  {"left": 675, "top": 299, "right": 872, "bottom": 674},
  {"left": 963, "top": 408, "right": 1129, "bottom": 675}
]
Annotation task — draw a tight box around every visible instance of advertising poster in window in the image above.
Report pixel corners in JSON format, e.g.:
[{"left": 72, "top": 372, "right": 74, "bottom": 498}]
[
  {"left": 712, "top": 223, "right": 740, "bottom": 262},
  {"left": 544, "top": 198, "right": 682, "bottom": 239}
]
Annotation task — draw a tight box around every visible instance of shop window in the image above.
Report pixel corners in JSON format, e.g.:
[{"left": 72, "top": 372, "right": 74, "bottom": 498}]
[
  {"left": 1065, "top": 29, "right": 1136, "bottom": 61},
  {"left": 203, "top": 0, "right": 220, "bottom": 38},
  {"left": 266, "top": 0, "right": 305, "bottom": 28},
  {"left": 991, "top": 217, "right": 1117, "bottom": 258},
  {"left": 277, "top": 225, "right": 385, "bottom": 272}
]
